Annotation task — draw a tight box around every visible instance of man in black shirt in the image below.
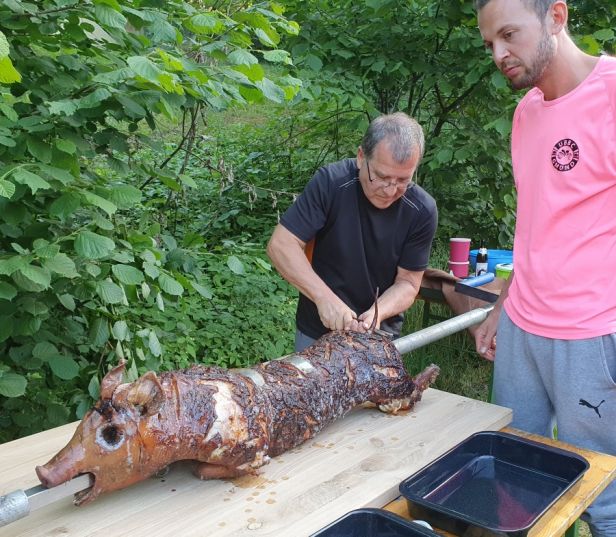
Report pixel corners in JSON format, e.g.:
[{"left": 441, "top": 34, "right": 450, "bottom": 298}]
[{"left": 267, "top": 112, "right": 437, "bottom": 351}]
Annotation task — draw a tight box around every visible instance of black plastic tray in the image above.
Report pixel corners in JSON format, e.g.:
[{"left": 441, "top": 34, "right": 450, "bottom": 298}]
[
  {"left": 310, "top": 508, "right": 440, "bottom": 537},
  {"left": 399, "top": 431, "right": 589, "bottom": 537}
]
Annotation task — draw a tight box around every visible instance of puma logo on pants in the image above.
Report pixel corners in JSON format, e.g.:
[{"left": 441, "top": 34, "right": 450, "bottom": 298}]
[{"left": 579, "top": 399, "right": 606, "bottom": 418}]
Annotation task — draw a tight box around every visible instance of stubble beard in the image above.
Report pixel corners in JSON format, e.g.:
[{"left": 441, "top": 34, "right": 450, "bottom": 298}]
[{"left": 511, "top": 29, "right": 555, "bottom": 90}]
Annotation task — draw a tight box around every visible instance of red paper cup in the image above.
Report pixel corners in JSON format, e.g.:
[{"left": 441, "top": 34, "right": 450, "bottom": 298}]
[
  {"left": 448, "top": 260, "right": 469, "bottom": 278},
  {"left": 449, "top": 238, "right": 471, "bottom": 263}
]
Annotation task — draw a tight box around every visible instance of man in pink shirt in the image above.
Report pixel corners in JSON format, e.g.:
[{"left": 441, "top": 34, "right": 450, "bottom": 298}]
[{"left": 474, "top": 1, "right": 616, "bottom": 535}]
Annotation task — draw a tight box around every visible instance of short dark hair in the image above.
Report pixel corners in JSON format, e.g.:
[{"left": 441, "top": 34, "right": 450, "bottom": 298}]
[
  {"left": 360, "top": 112, "right": 425, "bottom": 164},
  {"left": 474, "top": 0, "right": 557, "bottom": 20}
]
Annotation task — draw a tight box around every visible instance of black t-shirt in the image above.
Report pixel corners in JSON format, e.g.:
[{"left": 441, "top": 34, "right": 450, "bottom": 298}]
[{"left": 281, "top": 158, "right": 437, "bottom": 339}]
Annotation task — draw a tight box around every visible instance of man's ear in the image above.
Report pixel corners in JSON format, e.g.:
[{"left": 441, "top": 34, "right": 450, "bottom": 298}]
[
  {"left": 357, "top": 145, "right": 365, "bottom": 166},
  {"left": 549, "top": 1, "right": 568, "bottom": 35}
]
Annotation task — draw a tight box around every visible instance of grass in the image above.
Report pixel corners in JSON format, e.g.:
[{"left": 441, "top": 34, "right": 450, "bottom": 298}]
[{"left": 402, "top": 297, "right": 493, "bottom": 401}]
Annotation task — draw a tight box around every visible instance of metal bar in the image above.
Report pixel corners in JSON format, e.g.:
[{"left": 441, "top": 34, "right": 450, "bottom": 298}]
[
  {"left": 393, "top": 305, "right": 494, "bottom": 355},
  {"left": 0, "top": 474, "right": 92, "bottom": 527}
]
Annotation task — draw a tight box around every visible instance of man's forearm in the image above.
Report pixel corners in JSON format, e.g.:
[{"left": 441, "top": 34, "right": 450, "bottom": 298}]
[
  {"left": 373, "top": 278, "right": 420, "bottom": 322},
  {"left": 266, "top": 225, "right": 338, "bottom": 306}
]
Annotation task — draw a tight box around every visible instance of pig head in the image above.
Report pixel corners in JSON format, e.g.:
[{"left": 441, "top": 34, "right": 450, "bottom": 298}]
[{"left": 36, "top": 362, "right": 197, "bottom": 505}]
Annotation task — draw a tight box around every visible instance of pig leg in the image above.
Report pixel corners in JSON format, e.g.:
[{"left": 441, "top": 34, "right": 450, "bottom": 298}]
[{"left": 194, "top": 462, "right": 255, "bottom": 480}]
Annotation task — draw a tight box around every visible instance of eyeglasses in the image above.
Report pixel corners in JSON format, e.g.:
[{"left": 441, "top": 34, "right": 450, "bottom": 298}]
[{"left": 366, "top": 160, "right": 413, "bottom": 190}]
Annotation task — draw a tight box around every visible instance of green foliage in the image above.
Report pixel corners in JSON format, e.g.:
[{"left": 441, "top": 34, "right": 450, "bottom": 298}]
[
  {"left": 0, "top": 0, "right": 300, "bottom": 442},
  {"left": 280, "top": 0, "right": 518, "bottom": 245}
]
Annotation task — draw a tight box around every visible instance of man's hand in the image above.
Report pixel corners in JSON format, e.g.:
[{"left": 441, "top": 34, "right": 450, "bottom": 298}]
[
  {"left": 474, "top": 311, "right": 499, "bottom": 361},
  {"left": 356, "top": 308, "right": 378, "bottom": 332},
  {"left": 315, "top": 297, "right": 358, "bottom": 331}
]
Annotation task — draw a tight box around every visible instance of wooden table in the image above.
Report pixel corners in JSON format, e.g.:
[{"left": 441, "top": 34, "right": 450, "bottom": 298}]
[
  {"left": 0, "top": 389, "right": 511, "bottom": 537},
  {"left": 383, "top": 427, "right": 616, "bottom": 537}
]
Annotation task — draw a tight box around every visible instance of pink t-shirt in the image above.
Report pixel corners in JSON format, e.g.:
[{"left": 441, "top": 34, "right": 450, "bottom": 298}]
[{"left": 505, "top": 55, "right": 616, "bottom": 339}]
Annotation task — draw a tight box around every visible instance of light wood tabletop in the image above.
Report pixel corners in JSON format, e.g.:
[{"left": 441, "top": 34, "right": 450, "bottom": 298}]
[
  {"left": 383, "top": 427, "right": 616, "bottom": 537},
  {"left": 0, "top": 388, "right": 511, "bottom": 537}
]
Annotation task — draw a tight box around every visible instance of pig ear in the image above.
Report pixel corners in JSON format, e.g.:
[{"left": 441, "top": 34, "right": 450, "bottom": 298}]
[
  {"left": 127, "top": 371, "right": 164, "bottom": 416},
  {"left": 100, "top": 361, "right": 126, "bottom": 400}
]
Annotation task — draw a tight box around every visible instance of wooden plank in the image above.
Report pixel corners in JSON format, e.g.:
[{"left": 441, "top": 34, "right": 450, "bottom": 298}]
[
  {"left": 0, "top": 389, "right": 511, "bottom": 537},
  {"left": 383, "top": 427, "right": 616, "bottom": 537}
]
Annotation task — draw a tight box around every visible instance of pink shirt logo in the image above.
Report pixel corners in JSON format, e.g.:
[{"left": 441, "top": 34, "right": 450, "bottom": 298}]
[{"left": 551, "top": 138, "right": 580, "bottom": 171}]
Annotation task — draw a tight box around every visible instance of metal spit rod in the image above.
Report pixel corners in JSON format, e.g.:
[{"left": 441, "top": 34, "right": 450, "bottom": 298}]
[{"left": 0, "top": 304, "right": 494, "bottom": 528}]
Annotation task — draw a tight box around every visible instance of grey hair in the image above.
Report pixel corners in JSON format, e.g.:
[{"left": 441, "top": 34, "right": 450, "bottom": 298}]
[
  {"left": 474, "top": 0, "right": 559, "bottom": 21},
  {"left": 360, "top": 112, "right": 425, "bottom": 163}
]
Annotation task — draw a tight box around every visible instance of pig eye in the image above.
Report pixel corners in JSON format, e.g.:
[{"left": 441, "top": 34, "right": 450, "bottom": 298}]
[
  {"left": 96, "top": 424, "right": 125, "bottom": 450},
  {"left": 102, "top": 425, "right": 122, "bottom": 445}
]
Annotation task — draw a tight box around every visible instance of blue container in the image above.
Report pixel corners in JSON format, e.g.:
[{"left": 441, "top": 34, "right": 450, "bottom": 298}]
[{"left": 469, "top": 249, "right": 513, "bottom": 274}]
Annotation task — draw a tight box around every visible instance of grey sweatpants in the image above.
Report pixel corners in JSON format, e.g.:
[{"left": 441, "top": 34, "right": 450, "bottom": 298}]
[{"left": 494, "top": 311, "right": 616, "bottom": 537}]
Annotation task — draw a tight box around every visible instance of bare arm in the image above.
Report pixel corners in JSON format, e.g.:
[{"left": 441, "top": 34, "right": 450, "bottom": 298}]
[
  {"left": 355, "top": 267, "right": 424, "bottom": 332},
  {"left": 474, "top": 271, "right": 514, "bottom": 361},
  {"left": 266, "top": 224, "right": 357, "bottom": 331}
]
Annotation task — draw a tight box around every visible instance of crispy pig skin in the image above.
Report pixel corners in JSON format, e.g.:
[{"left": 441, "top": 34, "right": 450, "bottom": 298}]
[{"left": 35, "top": 330, "right": 439, "bottom": 504}]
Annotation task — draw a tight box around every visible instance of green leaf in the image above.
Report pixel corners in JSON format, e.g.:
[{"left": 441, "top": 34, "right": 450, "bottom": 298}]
[
  {"left": 39, "top": 165, "right": 75, "bottom": 185},
  {"left": 49, "top": 192, "right": 81, "bottom": 219},
  {"left": 261, "top": 49, "right": 291, "bottom": 64},
  {"left": 190, "top": 280, "right": 212, "bottom": 299},
  {"left": 0, "top": 179, "right": 15, "bottom": 199},
  {"left": 256, "top": 78, "right": 285, "bottom": 103},
  {"left": 82, "top": 191, "right": 117, "bottom": 216},
  {"left": 12, "top": 168, "right": 51, "bottom": 194},
  {"left": 88, "top": 374, "right": 100, "bottom": 399},
  {"left": 148, "top": 330, "right": 162, "bottom": 357},
  {"left": 18, "top": 265, "right": 51, "bottom": 289},
  {"left": 112, "top": 320, "right": 129, "bottom": 341},
  {"left": 97, "top": 280, "right": 125, "bottom": 304},
  {"left": 116, "top": 94, "right": 147, "bottom": 117},
  {"left": 227, "top": 50, "right": 259, "bottom": 66},
  {"left": 49, "top": 355, "right": 80, "bottom": 380},
  {"left": 187, "top": 14, "right": 223, "bottom": 34},
  {"left": 0, "top": 103, "right": 17, "bottom": 121},
  {"left": 158, "top": 273, "right": 184, "bottom": 296},
  {"left": 26, "top": 138, "right": 52, "bottom": 163},
  {"left": 108, "top": 184, "right": 142, "bottom": 208},
  {"left": 43, "top": 253, "right": 78, "bottom": 278},
  {"left": 33, "top": 341, "right": 59, "bottom": 361},
  {"left": 89, "top": 317, "right": 110, "bottom": 347},
  {"left": 0, "top": 31, "right": 9, "bottom": 59},
  {"left": 593, "top": 29, "right": 614, "bottom": 41},
  {"left": 57, "top": 293, "right": 76, "bottom": 311},
  {"left": 0, "top": 56, "right": 21, "bottom": 84},
  {"left": 95, "top": 4, "right": 128, "bottom": 30},
  {"left": 0, "top": 373, "right": 26, "bottom": 397},
  {"left": 47, "top": 99, "right": 78, "bottom": 116},
  {"left": 112, "top": 264, "right": 144, "bottom": 285},
  {"left": 0, "top": 256, "right": 27, "bottom": 276},
  {"left": 255, "top": 27, "right": 279, "bottom": 47},
  {"left": 56, "top": 139, "right": 76, "bottom": 154},
  {"left": 143, "top": 262, "right": 159, "bottom": 278},
  {"left": 77, "top": 88, "right": 112, "bottom": 109},
  {"left": 75, "top": 231, "right": 116, "bottom": 259},
  {"left": 0, "top": 135, "right": 16, "bottom": 147},
  {"left": 304, "top": 53, "right": 323, "bottom": 72},
  {"left": 34, "top": 240, "right": 60, "bottom": 259},
  {"left": 47, "top": 403, "right": 70, "bottom": 425},
  {"left": 0, "top": 281, "right": 17, "bottom": 300},
  {"left": 0, "top": 315, "right": 13, "bottom": 342},
  {"left": 178, "top": 174, "right": 197, "bottom": 188},
  {"left": 227, "top": 255, "right": 245, "bottom": 275},
  {"left": 127, "top": 56, "right": 161, "bottom": 81}
]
